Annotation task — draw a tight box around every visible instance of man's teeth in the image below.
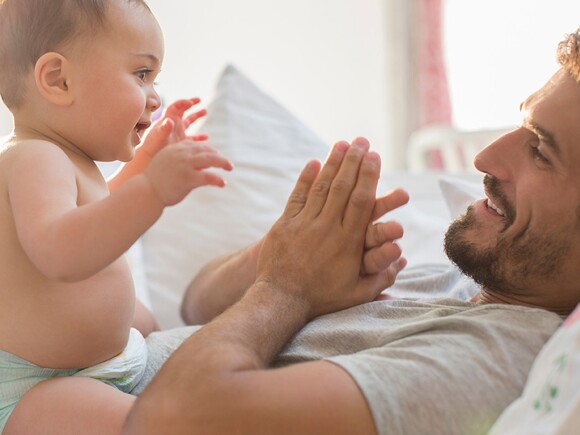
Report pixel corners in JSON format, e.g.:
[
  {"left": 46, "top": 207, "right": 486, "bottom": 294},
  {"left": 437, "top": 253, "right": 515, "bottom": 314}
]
[{"left": 487, "top": 199, "right": 505, "bottom": 216}]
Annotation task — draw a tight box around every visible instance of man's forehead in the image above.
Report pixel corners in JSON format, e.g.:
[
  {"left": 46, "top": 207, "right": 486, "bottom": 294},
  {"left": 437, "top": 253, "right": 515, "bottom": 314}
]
[
  {"left": 520, "top": 70, "right": 562, "bottom": 112},
  {"left": 521, "top": 70, "right": 580, "bottom": 162}
]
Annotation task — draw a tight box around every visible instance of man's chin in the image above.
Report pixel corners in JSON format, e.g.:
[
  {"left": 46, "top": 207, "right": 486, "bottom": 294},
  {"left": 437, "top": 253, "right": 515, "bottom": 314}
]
[{"left": 444, "top": 212, "right": 501, "bottom": 290}]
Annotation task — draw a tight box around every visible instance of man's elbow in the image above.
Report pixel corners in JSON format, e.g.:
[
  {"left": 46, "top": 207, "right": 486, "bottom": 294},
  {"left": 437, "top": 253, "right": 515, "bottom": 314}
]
[
  {"left": 180, "top": 286, "right": 209, "bottom": 325},
  {"left": 123, "top": 395, "right": 175, "bottom": 435}
]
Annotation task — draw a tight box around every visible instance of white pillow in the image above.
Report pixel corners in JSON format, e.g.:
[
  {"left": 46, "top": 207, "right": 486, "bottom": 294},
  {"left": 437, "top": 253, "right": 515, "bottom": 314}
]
[
  {"left": 141, "top": 65, "right": 330, "bottom": 329},
  {"left": 438, "top": 176, "right": 484, "bottom": 218}
]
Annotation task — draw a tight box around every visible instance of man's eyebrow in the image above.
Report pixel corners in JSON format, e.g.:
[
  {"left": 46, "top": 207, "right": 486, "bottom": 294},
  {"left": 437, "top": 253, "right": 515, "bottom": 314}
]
[
  {"left": 527, "top": 120, "right": 562, "bottom": 157},
  {"left": 519, "top": 99, "right": 562, "bottom": 158}
]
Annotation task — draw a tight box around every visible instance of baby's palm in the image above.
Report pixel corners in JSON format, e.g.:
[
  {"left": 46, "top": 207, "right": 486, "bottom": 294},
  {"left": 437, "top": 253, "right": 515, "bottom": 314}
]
[{"left": 141, "top": 98, "right": 208, "bottom": 157}]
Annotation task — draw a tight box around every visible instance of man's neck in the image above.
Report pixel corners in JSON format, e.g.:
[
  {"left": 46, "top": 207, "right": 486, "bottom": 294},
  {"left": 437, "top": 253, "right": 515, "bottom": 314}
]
[{"left": 472, "top": 289, "right": 570, "bottom": 317}]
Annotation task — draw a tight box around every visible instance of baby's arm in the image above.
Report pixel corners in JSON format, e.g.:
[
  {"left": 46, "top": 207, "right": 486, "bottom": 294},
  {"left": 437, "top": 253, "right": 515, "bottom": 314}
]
[
  {"left": 9, "top": 133, "right": 232, "bottom": 282},
  {"left": 109, "top": 98, "right": 207, "bottom": 192}
]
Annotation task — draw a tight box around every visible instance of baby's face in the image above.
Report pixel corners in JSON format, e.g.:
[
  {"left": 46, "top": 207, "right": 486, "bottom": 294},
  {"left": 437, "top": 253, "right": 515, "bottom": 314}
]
[{"left": 64, "top": 1, "right": 164, "bottom": 162}]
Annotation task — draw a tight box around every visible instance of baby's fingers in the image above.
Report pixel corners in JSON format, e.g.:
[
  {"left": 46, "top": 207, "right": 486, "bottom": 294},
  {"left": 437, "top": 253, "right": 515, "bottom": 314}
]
[
  {"left": 188, "top": 150, "right": 234, "bottom": 172},
  {"left": 361, "top": 242, "right": 403, "bottom": 275},
  {"left": 189, "top": 134, "right": 209, "bottom": 142},
  {"left": 183, "top": 109, "right": 207, "bottom": 130},
  {"left": 370, "top": 188, "right": 409, "bottom": 222},
  {"left": 164, "top": 98, "right": 201, "bottom": 118},
  {"left": 365, "top": 221, "right": 404, "bottom": 250},
  {"left": 356, "top": 256, "right": 407, "bottom": 301}
]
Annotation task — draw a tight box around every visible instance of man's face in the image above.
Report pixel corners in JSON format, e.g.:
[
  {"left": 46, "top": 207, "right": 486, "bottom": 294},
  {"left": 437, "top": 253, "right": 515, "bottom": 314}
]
[{"left": 444, "top": 69, "right": 580, "bottom": 313}]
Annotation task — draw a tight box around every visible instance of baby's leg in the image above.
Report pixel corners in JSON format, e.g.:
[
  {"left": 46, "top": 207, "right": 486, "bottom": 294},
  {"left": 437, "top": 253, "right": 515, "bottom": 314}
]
[
  {"left": 3, "top": 376, "right": 135, "bottom": 435},
  {"left": 133, "top": 298, "right": 160, "bottom": 337}
]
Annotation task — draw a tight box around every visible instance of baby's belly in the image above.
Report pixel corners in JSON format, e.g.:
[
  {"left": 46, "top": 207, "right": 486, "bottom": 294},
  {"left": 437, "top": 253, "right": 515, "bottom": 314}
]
[{"left": 0, "top": 258, "right": 136, "bottom": 369}]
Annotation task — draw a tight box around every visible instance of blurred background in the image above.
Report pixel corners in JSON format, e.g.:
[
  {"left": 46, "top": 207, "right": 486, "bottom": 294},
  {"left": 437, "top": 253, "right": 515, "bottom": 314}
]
[{"left": 1, "top": 0, "right": 579, "bottom": 170}]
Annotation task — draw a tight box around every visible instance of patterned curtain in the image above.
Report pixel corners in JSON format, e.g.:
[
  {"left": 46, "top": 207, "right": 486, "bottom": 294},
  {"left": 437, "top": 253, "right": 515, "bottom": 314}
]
[{"left": 385, "top": 0, "right": 451, "bottom": 169}]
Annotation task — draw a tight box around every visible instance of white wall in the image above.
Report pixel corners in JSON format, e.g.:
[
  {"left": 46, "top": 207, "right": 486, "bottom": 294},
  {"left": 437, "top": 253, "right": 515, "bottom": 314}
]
[
  {"left": 1, "top": 0, "right": 393, "bottom": 165},
  {"left": 445, "top": 0, "right": 580, "bottom": 131},
  {"left": 0, "top": 102, "right": 12, "bottom": 137},
  {"left": 145, "top": 0, "right": 393, "bottom": 166}
]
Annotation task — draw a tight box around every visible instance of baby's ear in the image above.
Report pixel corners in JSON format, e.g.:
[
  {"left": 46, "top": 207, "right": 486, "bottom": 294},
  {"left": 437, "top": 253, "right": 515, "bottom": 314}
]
[{"left": 34, "top": 52, "right": 74, "bottom": 106}]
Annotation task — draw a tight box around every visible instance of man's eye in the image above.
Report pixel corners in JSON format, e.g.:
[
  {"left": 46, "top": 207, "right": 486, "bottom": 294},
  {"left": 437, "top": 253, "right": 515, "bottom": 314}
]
[{"left": 530, "top": 142, "right": 549, "bottom": 164}]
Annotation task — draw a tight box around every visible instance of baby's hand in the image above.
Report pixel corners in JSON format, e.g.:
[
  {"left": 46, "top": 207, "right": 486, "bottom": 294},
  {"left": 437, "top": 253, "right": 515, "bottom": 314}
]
[
  {"left": 139, "top": 98, "right": 208, "bottom": 158},
  {"left": 144, "top": 119, "right": 233, "bottom": 206}
]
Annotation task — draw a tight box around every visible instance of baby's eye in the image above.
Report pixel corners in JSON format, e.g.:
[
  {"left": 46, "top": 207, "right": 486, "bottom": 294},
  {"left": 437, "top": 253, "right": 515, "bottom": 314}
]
[{"left": 135, "top": 69, "right": 151, "bottom": 82}]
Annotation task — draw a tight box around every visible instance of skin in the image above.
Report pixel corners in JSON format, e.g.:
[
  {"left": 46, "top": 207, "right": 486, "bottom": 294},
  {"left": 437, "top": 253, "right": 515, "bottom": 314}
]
[
  {"left": 3, "top": 3, "right": 577, "bottom": 433},
  {"left": 147, "top": 69, "right": 580, "bottom": 435},
  {"left": 446, "top": 69, "right": 580, "bottom": 316},
  {"left": 0, "top": 1, "right": 232, "bottom": 433},
  {"left": 126, "top": 137, "right": 409, "bottom": 435},
  {"left": 181, "top": 172, "right": 408, "bottom": 325}
]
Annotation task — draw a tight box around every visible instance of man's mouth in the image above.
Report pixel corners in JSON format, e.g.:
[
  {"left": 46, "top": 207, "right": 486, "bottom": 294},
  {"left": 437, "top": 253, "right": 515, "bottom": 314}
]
[{"left": 486, "top": 197, "right": 505, "bottom": 217}]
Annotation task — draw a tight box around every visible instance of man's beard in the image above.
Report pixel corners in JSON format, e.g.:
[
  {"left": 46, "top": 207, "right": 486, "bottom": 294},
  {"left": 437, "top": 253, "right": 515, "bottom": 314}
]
[{"left": 444, "top": 201, "right": 567, "bottom": 296}]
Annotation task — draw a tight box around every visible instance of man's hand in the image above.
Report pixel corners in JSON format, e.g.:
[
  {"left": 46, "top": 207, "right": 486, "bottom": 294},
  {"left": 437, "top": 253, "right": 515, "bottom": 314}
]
[{"left": 256, "top": 137, "right": 405, "bottom": 319}]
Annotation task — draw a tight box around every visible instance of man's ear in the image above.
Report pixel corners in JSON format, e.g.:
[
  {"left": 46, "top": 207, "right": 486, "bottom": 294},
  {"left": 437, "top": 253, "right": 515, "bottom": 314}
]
[{"left": 34, "top": 52, "right": 74, "bottom": 106}]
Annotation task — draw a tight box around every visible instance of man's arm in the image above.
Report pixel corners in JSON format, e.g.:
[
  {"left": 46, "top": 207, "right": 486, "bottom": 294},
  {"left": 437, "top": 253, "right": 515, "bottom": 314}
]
[
  {"left": 181, "top": 191, "right": 408, "bottom": 325},
  {"left": 181, "top": 241, "right": 261, "bottom": 324},
  {"left": 125, "top": 138, "right": 405, "bottom": 434}
]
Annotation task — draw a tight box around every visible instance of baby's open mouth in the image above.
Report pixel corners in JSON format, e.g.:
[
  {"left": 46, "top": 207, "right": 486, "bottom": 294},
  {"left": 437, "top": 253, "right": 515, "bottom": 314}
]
[{"left": 135, "top": 122, "right": 151, "bottom": 140}]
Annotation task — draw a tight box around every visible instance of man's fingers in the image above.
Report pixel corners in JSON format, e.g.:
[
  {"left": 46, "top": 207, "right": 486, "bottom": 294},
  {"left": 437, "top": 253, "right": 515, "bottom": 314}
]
[
  {"left": 281, "top": 160, "right": 322, "bottom": 218},
  {"left": 370, "top": 188, "right": 409, "bottom": 222},
  {"left": 320, "top": 138, "right": 371, "bottom": 221},
  {"left": 341, "top": 148, "right": 380, "bottom": 232},
  {"left": 299, "top": 141, "right": 350, "bottom": 218}
]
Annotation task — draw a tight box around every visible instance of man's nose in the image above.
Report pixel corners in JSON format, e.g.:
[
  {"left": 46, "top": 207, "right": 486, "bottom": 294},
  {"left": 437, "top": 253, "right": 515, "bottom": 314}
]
[{"left": 474, "top": 127, "right": 523, "bottom": 182}]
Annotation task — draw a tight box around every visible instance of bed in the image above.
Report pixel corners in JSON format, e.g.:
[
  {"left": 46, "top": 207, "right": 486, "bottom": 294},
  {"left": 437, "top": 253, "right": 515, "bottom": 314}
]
[{"left": 63, "top": 65, "right": 580, "bottom": 433}]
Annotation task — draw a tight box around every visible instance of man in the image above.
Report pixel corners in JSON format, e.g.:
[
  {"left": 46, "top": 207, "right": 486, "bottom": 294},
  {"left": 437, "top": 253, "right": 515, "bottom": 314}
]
[{"left": 123, "top": 30, "right": 580, "bottom": 435}]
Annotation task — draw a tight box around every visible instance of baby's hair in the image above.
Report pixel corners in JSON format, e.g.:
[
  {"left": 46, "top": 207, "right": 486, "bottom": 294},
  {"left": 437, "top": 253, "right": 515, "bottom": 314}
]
[
  {"left": 557, "top": 29, "right": 580, "bottom": 84},
  {"left": 0, "top": 0, "right": 150, "bottom": 109}
]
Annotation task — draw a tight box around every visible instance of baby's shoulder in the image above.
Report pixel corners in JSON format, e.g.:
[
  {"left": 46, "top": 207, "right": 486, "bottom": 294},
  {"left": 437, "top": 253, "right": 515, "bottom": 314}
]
[
  {"left": 0, "top": 139, "right": 72, "bottom": 172},
  {"left": 1, "top": 137, "right": 68, "bottom": 157}
]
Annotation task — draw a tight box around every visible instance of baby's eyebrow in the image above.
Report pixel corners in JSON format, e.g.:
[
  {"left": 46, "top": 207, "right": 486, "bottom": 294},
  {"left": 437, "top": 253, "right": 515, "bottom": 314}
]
[{"left": 131, "top": 52, "right": 161, "bottom": 67}]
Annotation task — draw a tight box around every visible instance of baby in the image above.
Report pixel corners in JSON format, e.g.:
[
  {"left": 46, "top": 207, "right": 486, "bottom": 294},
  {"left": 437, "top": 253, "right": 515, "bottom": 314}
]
[{"left": 0, "top": 0, "right": 232, "bottom": 433}]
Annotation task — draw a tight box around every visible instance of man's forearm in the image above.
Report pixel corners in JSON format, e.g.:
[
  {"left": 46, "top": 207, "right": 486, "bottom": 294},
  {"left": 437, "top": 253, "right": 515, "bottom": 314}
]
[
  {"left": 181, "top": 242, "right": 261, "bottom": 324},
  {"left": 125, "top": 281, "right": 310, "bottom": 434}
]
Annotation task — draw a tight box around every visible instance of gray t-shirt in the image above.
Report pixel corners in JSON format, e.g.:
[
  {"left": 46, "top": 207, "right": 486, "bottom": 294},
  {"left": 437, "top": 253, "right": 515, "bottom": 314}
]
[{"left": 136, "top": 266, "right": 563, "bottom": 435}]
